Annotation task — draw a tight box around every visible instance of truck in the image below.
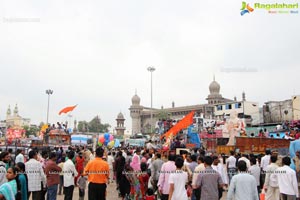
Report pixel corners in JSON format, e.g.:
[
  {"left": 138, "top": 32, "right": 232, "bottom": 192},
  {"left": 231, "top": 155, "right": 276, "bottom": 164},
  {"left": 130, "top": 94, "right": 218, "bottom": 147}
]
[{"left": 215, "top": 137, "right": 290, "bottom": 155}]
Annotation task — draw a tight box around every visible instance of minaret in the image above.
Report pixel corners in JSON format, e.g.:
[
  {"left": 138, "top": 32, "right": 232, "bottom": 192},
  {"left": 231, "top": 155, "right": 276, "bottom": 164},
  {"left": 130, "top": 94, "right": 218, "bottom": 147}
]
[
  {"left": 129, "top": 92, "right": 143, "bottom": 135},
  {"left": 115, "top": 112, "right": 126, "bottom": 136},
  {"left": 13, "top": 104, "right": 18, "bottom": 116},
  {"left": 6, "top": 105, "right": 11, "bottom": 117}
]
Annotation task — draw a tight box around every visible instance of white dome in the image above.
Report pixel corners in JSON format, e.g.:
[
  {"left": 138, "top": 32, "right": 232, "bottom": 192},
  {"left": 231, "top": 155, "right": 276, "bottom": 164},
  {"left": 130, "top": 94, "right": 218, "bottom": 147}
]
[
  {"left": 131, "top": 94, "right": 140, "bottom": 105},
  {"left": 209, "top": 79, "right": 220, "bottom": 94},
  {"left": 117, "top": 112, "right": 124, "bottom": 119}
]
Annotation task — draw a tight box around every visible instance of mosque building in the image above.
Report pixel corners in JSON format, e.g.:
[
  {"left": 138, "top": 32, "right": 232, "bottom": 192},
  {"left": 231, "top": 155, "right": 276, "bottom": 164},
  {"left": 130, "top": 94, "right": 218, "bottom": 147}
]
[{"left": 129, "top": 77, "right": 236, "bottom": 135}]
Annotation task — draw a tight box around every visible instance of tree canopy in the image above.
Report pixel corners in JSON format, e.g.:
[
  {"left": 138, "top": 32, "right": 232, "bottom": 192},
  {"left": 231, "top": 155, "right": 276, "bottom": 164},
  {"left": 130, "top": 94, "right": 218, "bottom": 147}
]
[{"left": 78, "top": 116, "right": 111, "bottom": 133}]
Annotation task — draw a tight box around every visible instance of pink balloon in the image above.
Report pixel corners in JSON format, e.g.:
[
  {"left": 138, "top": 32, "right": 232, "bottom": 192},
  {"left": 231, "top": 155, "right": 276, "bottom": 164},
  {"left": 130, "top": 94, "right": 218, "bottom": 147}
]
[
  {"left": 163, "top": 146, "right": 169, "bottom": 150},
  {"left": 109, "top": 135, "right": 114, "bottom": 141}
]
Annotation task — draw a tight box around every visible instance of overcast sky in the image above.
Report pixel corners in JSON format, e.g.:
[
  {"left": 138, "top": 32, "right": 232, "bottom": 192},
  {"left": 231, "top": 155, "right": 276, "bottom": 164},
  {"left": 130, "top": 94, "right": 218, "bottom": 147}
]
[{"left": 0, "top": 0, "right": 299, "bottom": 133}]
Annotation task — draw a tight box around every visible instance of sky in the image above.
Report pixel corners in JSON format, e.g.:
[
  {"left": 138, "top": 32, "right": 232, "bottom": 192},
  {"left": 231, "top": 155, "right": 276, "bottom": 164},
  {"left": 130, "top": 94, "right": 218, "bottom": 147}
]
[{"left": 0, "top": 0, "right": 299, "bottom": 133}]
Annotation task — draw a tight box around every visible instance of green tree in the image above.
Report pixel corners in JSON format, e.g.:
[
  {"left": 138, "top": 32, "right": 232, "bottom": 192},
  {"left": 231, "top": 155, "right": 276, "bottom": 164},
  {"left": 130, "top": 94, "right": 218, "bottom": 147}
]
[
  {"left": 23, "top": 125, "right": 39, "bottom": 137},
  {"left": 88, "top": 116, "right": 102, "bottom": 132},
  {"left": 157, "top": 109, "right": 171, "bottom": 120},
  {"left": 99, "top": 123, "right": 111, "bottom": 133},
  {"left": 78, "top": 121, "right": 89, "bottom": 132},
  {"left": 78, "top": 116, "right": 111, "bottom": 133}
]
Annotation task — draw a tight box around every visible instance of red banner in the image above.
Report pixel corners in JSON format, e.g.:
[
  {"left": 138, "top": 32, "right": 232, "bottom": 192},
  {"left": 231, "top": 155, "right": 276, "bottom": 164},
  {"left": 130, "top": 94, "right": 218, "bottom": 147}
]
[{"left": 161, "top": 110, "right": 195, "bottom": 139}]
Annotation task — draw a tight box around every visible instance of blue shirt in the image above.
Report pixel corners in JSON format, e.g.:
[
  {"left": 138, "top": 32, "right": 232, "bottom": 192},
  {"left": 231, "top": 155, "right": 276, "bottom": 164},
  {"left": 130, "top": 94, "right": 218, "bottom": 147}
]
[{"left": 227, "top": 173, "right": 259, "bottom": 200}]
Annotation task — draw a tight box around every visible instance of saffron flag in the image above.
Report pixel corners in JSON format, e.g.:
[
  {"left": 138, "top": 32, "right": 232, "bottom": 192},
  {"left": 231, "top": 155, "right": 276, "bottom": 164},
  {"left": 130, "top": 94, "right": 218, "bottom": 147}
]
[
  {"left": 161, "top": 110, "right": 195, "bottom": 140},
  {"left": 58, "top": 105, "right": 77, "bottom": 115}
]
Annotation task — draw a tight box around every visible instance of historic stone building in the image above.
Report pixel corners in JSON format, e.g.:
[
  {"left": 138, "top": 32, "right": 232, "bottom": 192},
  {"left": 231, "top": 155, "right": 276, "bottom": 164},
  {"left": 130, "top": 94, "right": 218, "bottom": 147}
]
[
  {"left": 129, "top": 78, "right": 234, "bottom": 135},
  {"left": 115, "top": 112, "right": 126, "bottom": 136},
  {"left": 6, "top": 104, "right": 30, "bottom": 128}
]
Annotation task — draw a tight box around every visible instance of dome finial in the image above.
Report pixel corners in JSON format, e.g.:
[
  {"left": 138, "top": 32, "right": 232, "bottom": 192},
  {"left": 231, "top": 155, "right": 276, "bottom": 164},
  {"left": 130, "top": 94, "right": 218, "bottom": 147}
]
[
  {"left": 213, "top": 74, "right": 215, "bottom": 81},
  {"left": 135, "top": 88, "right": 137, "bottom": 95}
]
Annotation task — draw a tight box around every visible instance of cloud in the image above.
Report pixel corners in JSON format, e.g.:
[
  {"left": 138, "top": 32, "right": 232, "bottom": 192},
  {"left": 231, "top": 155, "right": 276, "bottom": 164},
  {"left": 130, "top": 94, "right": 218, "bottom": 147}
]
[{"left": 0, "top": 0, "right": 299, "bottom": 133}]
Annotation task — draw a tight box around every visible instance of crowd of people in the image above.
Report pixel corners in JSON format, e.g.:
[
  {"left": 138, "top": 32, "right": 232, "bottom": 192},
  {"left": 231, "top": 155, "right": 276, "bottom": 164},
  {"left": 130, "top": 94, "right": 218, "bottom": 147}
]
[
  {"left": 111, "top": 147, "right": 300, "bottom": 200},
  {"left": 0, "top": 144, "right": 300, "bottom": 200}
]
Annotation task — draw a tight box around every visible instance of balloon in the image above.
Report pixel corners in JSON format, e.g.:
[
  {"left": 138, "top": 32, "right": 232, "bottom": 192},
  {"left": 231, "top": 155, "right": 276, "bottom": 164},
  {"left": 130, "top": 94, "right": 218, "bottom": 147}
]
[
  {"left": 98, "top": 142, "right": 103, "bottom": 147},
  {"left": 99, "top": 135, "right": 105, "bottom": 143},
  {"left": 109, "top": 135, "right": 114, "bottom": 141},
  {"left": 163, "top": 146, "right": 169, "bottom": 150},
  {"left": 114, "top": 139, "right": 120, "bottom": 147},
  {"left": 104, "top": 133, "right": 110, "bottom": 140},
  {"left": 107, "top": 141, "right": 115, "bottom": 148}
]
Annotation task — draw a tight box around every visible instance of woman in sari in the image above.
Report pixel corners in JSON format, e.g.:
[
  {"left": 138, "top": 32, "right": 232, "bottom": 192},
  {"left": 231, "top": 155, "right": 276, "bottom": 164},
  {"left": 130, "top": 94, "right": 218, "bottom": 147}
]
[
  {"left": 75, "top": 152, "right": 85, "bottom": 185},
  {"left": 125, "top": 165, "right": 142, "bottom": 200},
  {"left": 138, "top": 163, "right": 149, "bottom": 199},
  {"left": 15, "top": 162, "right": 28, "bottom": 200},
  {"left": 0, "top": 166, "right": 21, "bottom": 200}
]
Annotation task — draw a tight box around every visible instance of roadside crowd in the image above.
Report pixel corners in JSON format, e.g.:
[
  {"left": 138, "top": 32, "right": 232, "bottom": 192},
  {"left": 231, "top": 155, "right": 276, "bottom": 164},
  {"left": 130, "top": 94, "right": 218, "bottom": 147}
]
[{"left": 0, "top": 145, "right": 299, "bottom": 200}]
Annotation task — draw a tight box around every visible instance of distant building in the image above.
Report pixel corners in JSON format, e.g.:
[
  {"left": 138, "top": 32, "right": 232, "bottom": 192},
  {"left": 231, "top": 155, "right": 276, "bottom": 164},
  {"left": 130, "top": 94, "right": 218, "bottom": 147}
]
[
  {"left": 6, "top": 104, "right": 30, "bottom": 128},
  {"left": 115, "top": 112, "right": 126, "bottom": 136},
  {"left": 129, "top": 77, "right": 234, "bottom": 135},
  {"left": 214, "top": 92, "right": 260, "bottom": 126},
  {"left": 263, "top": 95, "right": 300, "bottom": 123}
]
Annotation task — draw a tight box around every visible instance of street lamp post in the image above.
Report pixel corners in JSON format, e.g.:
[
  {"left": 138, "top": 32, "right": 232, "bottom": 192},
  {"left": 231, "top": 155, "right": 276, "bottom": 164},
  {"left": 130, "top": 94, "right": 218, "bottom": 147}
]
[
  {"left": 46, "top": 89, "right": 53, "bottom": 124},
  {"left": 147, "top": 66, "right": 156, "bottom": 134}
]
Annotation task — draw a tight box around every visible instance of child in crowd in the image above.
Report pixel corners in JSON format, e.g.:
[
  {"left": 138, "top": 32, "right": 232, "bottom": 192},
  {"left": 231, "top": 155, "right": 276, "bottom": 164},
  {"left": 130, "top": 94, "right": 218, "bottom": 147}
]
[
  {"left": 145, "top": 188, "right": 156, "bottom": 200},
  {"left": 77, "top": 170, "right": 87, "bottom": 200}
]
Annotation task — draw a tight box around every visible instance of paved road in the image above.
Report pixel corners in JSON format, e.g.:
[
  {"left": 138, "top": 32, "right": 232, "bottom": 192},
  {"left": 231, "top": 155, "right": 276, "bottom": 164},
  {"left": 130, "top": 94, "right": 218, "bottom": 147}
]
[{"left": 32, "top": 182, "right": 230, "bottom": 200}]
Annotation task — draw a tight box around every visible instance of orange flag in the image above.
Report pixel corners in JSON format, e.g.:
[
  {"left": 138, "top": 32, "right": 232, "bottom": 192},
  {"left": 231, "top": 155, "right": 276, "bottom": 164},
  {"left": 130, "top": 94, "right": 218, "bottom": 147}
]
[
  {"left": 161, "top": 110, "right": 195, "bottom": 139},
  {"left": 58, "top": 105, "right": 77, "bottom": 115}
]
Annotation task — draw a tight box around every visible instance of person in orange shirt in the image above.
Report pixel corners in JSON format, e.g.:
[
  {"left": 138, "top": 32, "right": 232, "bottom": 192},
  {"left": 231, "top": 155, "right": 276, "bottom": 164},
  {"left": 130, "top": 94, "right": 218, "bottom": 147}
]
[{"left": 83, "top": 147, "right": 109, "bottom": 200}]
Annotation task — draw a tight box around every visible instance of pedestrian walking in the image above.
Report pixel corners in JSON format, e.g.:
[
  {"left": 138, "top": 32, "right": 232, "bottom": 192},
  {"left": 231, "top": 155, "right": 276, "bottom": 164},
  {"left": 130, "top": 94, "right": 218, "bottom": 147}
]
[
  {"left": 227, "top": 160, "right": 259, "bottom": 200},
  {"left": 83, "top": 147, "right": 109, "bottom": 200}
]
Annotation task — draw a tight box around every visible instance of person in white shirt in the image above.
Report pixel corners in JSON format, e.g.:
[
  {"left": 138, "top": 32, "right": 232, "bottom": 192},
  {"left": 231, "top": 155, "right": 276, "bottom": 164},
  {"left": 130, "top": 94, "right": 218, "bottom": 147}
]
[
  {"left": 15, "top": 149, "right": 25, "bottom": 164},
  {"left": 226, "top": 151, "right": 237, "bottom": 184},
  {"left": 276, "top": 156, "right": 299, "bottom": 200},
  {"left": 249, "top": 157, "right": 261, "bottom": 196},
  {"left": 107, "top": 152, "right": 114, "bottom": 183},
  {"left": 238, "top": 154, "right": 251, "bottom": 170},
  {"left": 263, "top": 155, "right": 279, "bottom": 200},
  {"left": 63, "top": 151, "right": 78, "bottom": 200},
  {"left": 89, "top": 151, "right": 95, "bottom": 161},
  {"left": 212, "top": 156, "right": 228, "bottom": 199},
  {"left": 25, "top": 150, "right": 46, "bottom": 199},
  {"left": 146, "top": 140, "right": 156, "bottom": 150},
  {"left": 168, "top": 157, "right": 188, "bottom": 200},
  {"left": 260, "top": 150, "right": 271, "bottom": 187}
]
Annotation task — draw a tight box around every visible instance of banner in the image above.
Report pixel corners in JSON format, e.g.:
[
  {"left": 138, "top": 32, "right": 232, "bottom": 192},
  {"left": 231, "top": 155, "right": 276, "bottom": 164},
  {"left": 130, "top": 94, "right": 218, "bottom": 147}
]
[{"left": 161, "top": 110, "right": 195, "bottom": 139}]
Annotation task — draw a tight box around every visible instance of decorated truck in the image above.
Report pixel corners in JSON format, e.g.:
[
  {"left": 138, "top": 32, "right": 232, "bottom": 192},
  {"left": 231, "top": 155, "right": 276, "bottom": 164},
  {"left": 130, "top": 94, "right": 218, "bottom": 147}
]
[{"left": 216, "top": 137, "right": 290, "bottom": 155}]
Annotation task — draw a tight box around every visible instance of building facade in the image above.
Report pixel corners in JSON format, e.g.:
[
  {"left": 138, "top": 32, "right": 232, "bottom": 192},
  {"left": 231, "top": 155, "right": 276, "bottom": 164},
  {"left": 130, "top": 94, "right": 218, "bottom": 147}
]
[
  {"left": 6, "top": 104, "right": 30, "bottom": 128},
  {"left": 129, "top": 78, "right": 234, "bottom": 135},
  {"left": 214, "top": 100, "right": 260, "bottom": 126},
  {"left": 262, "top": 95, "right": 300, "bottom": 123}
]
